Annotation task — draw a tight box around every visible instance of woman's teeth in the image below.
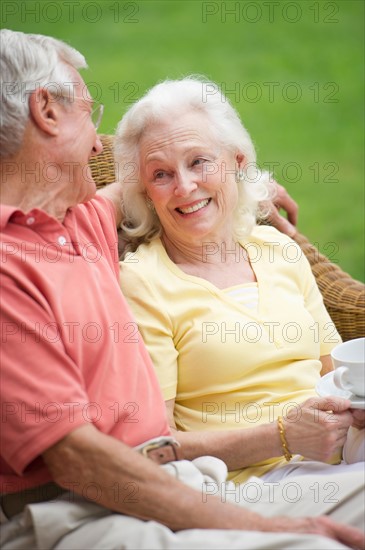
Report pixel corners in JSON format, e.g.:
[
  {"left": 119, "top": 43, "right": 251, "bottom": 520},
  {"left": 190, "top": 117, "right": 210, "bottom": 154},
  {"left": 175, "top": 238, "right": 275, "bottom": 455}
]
[{"left": 177, "top": 199, "right": 210, "bottom": 214}]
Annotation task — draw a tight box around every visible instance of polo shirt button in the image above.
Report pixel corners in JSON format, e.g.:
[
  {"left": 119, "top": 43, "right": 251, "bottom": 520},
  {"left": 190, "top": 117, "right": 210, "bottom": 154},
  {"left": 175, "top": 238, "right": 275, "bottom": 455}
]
[
  {"left": 58, "top": 236, "right": 67, "bottom": 246},
  {"left": 26, "top": 217, "right": 35, "bottom": 225}
]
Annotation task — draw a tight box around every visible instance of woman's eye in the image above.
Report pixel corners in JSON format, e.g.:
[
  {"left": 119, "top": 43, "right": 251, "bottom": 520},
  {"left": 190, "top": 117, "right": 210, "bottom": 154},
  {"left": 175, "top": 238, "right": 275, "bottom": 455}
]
[{"left": 192, "top": 158, "right": 206, "bottom": 167}]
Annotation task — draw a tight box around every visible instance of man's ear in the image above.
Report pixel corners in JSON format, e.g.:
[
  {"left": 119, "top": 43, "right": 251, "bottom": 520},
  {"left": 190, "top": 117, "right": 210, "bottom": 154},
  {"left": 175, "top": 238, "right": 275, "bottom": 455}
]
[
  {"left": 28, "top": 88, "right": 61, "bottom": 136},
  {"left": 236, "top": 152, "right": 245, "bottom": 167}
]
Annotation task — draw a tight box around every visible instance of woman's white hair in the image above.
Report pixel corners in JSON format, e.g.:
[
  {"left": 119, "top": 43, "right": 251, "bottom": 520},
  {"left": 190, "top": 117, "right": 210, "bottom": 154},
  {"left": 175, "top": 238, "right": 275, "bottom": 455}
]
[
  {"left": 115, "top": 76, "right": 274, "bottom": 252},
  {"left": 0, "top": 29, "right": 87, "bottom": 158}
]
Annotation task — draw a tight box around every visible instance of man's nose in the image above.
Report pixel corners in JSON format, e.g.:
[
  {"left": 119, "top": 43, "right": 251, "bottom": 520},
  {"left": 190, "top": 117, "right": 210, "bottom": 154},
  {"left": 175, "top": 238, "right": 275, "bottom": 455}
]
[{"left": 91, "top": 135, "right": 103, "bottom": 157}]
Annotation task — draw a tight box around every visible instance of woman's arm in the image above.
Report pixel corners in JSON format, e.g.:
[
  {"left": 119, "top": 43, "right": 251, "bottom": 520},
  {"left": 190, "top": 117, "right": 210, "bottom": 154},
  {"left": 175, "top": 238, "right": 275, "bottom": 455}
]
[
  {"left": 166, "top": 398, "right": 282, "bottom": 468},
  {"left": 320, "top": 354, "right": 334, "bottom": 376},
  {"left": 166, "top": 396, "right": 353, "bottom": 469}
]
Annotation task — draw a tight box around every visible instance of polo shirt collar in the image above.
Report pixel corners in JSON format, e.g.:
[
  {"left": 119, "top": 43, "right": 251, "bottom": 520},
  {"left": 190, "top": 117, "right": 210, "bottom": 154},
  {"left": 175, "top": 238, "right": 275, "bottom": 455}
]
[
  {"left": 0, "top": 203, "right": 65, "bottom": 231},
  {"left": 0, "top": 204, "right": 19, "bottom": 230}
]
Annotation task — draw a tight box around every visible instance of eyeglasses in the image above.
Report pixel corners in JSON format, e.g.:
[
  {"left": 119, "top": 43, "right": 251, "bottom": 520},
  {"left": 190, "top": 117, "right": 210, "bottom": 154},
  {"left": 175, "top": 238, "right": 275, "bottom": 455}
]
[
  {"left": 51, "top": 91, "right": 104, "bottom": 131},
  {"left": 90, "top": 101, "right": 104, "bottom": 130},
  {"left": 68, "top": 97, "right": 104, "bottom": 131}
]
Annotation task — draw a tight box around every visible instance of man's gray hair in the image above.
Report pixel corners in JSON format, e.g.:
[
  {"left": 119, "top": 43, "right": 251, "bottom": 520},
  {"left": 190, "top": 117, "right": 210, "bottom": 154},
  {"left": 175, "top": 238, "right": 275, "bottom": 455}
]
[
  {"left": 115, "top": 76, "right": 274, "bottom": 252},
  {"left": 0, "top": 29, "right": 87, "bottom": 158}
]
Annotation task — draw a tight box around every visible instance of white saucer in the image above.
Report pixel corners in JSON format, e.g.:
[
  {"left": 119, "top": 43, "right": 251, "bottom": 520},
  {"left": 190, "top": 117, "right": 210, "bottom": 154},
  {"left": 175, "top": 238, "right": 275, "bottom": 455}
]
[{"left": 316, "top": 372, "right": 365, "bottom": 409}]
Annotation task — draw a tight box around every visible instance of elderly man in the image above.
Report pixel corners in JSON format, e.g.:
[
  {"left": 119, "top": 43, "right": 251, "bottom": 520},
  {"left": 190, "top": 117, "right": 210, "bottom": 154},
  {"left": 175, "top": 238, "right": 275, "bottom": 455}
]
[{"left": 0, "top": 29, "right": 364, "bottom": 550}]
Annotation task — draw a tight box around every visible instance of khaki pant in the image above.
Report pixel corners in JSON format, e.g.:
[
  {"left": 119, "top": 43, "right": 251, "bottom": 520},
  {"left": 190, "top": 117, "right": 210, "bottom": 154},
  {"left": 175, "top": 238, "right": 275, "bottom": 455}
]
[{"left": 1, "top": 458, "right": 364, "bottom": 550}]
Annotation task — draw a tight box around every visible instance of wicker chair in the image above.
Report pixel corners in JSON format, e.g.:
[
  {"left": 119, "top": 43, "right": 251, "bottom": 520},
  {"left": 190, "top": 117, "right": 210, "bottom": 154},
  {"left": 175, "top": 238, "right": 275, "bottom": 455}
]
[{"left": 89, "top": 135, "right": 365, "bottom": 342}]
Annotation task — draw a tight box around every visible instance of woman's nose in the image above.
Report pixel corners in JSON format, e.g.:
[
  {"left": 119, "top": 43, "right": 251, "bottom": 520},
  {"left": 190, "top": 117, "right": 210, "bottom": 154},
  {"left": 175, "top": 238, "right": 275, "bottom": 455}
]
[{"left": 174, "top": 172, "right": 198, "bottom": 196}]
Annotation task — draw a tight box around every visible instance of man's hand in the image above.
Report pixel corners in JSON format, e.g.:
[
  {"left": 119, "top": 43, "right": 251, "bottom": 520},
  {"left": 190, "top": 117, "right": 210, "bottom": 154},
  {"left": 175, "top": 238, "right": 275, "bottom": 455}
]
[
  {"left": 265, "top": 515, "right": 365, "bottom": 550},
  {"left": 265, "top": 182, "right": 298, "bottom": 237}
]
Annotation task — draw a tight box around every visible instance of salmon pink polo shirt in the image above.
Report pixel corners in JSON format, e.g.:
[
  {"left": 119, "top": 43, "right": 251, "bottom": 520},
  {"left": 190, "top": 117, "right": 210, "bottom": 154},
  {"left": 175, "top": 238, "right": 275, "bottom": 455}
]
[{"left": 0, "top": 195, "right": 171, "bottom": 493}]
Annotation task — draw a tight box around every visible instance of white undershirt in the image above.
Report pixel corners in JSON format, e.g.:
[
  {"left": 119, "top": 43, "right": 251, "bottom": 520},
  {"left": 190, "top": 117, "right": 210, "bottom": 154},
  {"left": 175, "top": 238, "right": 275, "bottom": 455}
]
[{"left": 224, "top": 283, "right": 259, "bottom": 312}]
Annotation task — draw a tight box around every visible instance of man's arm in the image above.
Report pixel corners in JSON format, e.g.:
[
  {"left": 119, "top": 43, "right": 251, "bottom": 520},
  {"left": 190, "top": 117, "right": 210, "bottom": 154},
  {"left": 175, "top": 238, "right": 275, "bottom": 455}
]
[
  {"left": 96, "top": 180, "right": 298, "bottom": 235},
  {"left": 97, "top": 182, "right": 123, "bottom": 226},
  {"left": 43, "top": 423, "right": 264, "bottom": 531},
  {"left": 265, "top": 182, "right": 298, "bottom": 237},
  {"left": 42, "top": 423, "right": 364, "bottom": 549}
]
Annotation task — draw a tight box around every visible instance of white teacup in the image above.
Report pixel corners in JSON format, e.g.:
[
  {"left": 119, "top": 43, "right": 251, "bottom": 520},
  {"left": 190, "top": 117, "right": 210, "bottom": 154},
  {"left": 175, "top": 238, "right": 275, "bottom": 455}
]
[{"left": 332, "top": 337, "right": 365, "bottom": 397}]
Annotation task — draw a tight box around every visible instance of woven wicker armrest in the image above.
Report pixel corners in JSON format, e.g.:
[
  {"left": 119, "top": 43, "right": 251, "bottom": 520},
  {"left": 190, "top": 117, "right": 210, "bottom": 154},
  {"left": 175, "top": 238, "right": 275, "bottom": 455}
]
[
  {"left": 293, "top": 233, "right": 364, "bottom": 341},
  {"left": 90, "top": 135, "right": 364, "bottom": 342},
  {"left": 89, "top": 134, "right": 116, "bottom": 188}
]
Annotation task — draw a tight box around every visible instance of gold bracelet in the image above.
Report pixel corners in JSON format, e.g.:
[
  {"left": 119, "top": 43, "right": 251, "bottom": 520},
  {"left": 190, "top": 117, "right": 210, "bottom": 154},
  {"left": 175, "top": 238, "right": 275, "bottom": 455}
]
[{"left": 277, "top": 416, "right": 292, "bottom": 462}]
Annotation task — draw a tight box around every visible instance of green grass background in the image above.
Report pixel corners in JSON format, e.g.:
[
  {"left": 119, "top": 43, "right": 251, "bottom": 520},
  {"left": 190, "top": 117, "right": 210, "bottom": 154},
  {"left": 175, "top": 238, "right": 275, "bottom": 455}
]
[{"left": 2, "top": 0, "right": 364, "bottom": 280}]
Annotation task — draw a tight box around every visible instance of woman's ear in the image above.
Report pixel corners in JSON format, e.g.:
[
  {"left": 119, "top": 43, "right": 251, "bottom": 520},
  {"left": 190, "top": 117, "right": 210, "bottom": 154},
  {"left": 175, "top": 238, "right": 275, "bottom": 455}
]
[{"left": 28, "top": 88, "right": 60, "bottom": 136}]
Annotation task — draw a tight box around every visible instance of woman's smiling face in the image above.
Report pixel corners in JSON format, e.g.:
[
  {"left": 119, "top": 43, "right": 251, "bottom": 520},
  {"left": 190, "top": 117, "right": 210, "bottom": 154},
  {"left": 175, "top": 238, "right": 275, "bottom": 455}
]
[{"left": 139, "top": 111, "right": 241, "bottom": 244}]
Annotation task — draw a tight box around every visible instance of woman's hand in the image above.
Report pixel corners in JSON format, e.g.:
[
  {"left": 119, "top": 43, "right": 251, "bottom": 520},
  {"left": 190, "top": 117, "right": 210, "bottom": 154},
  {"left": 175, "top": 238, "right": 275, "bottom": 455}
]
[
  {"left": 350, "top": 408, "right": 365, "bottom": 430},
  {"left": 284, "top": 396, "right": 353, "bottom": 461}
]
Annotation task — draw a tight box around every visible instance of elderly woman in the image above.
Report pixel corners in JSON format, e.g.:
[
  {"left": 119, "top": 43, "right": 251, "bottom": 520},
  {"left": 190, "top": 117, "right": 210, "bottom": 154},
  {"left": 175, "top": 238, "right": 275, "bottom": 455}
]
[{"left": 116, "top": 77, "right": 364, "bottom": 485}]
